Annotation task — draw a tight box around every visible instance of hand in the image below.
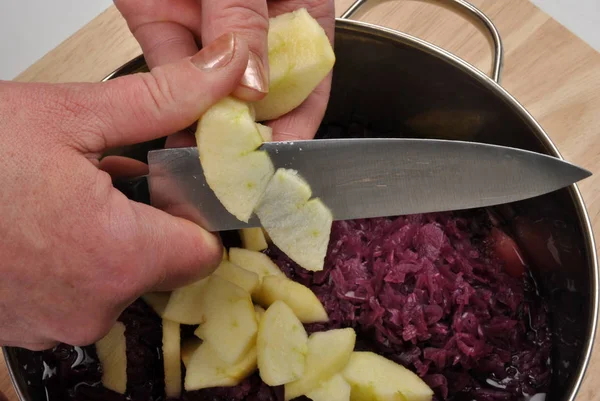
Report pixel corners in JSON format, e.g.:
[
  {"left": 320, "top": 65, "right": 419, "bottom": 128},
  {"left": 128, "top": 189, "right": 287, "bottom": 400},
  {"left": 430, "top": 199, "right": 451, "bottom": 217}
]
[
  {"left": 114, "top": 0, "right": 335, "bottom": 144},
  {"left": 0, "top": 34, "right": 249, "bottom": 350}
]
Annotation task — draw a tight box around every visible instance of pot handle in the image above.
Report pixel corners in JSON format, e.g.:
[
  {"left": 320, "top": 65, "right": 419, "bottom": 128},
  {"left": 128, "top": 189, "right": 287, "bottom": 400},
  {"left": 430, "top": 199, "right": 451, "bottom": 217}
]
[{"left": 339, "top": 0, "right": 504, "bottom": 83}]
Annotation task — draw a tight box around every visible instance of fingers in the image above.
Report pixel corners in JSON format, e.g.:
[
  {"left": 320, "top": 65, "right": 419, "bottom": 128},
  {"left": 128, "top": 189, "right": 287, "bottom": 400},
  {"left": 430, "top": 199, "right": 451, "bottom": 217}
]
[
  {"left": 99, "top": 156, "right": 149, "bottom": 178},
  {"left": 52, "top": 33, "right": 248, "bottom": 152},
  {"left": 201, "top": 0, "right": 269, "bottom": 101},
  {"left": 124, "top": 200, "right": 223, "bottom": 291},
  {"left": 114, "top": 0, "right": 203, "bottom": 68}
]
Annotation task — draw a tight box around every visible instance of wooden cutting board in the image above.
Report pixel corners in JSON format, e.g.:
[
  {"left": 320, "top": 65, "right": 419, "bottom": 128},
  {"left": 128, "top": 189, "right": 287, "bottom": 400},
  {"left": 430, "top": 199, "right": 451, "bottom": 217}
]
[{"left": 2, "top": 1, "right": 600, "bottom": 400}]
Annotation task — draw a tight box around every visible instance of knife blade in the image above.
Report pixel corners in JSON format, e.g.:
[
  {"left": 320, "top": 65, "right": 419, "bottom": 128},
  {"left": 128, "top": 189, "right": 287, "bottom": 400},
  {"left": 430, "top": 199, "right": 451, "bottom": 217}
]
[{"left": 126, "top": 138, "right": 590, "bottom": 232}]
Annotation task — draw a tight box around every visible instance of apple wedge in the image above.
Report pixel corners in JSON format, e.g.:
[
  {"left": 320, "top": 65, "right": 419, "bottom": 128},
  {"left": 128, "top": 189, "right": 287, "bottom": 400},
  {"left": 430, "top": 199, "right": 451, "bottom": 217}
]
[
  {"left": 196, "top": 96, "right": 275, "bottom": 222},
  {"left": 306, "top": 374, "right": 351, "bottom": 401},
  {"left": 213, "top": 260, "right": 260, "bottom": 294},
  {"left": 228, "top": 248, "right": 285, "bottom": 283},
  {"left": 162, "top": 319, "right": 182, "bottom": 398},
  {"left": 255, "top": 168, "right": 333, "bottom": 272},
  {"left": 342, "top": 352, "right": 434, "bottom": 401},
  {"left": 254, "top": 275, "right": 328, "bottom": 323},
  {"left": 181, "top": 337, "right": 202, "bottom": 368},
  {"left": 257, "top": 301, "right": 308, "bottom": 386},
  {"left": 239, "top": 227, "right": 269, "bottom": 251},
  {"left": 253, "top": 8, "right": 335, "bottom": 121},
  {"left": 184, "top": 342, "right": 257, "bottom": 391},
  {"left": 254, "top": 305, "right": 266, "bottom": 322},
  {"left": 194, "top": 276, "right": 257, "bottom": 364},
  {"left": 284, "top": 328, "right": 356, "bottom": 400},
  {"left": 162, "top": 278, "right": 209, "bottom": 325},
  {"left": 256, "top": 123, "right": 273, "bottom": 142},
  {"left": 142, "top": 292, "right": 170, "bottom": 317},
  {"left": 96, "top": 322, "right": 127, "bottom": 395}
]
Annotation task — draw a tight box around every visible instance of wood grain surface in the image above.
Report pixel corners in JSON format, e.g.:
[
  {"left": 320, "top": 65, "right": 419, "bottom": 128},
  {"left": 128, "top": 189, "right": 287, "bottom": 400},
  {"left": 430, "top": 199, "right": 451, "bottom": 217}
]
[{"left": 3, "top": 1, "right": 600, "bottom": 400}]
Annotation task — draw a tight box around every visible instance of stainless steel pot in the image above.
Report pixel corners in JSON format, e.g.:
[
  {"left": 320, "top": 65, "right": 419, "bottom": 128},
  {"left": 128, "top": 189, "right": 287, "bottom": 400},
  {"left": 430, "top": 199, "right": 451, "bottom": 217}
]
[{"left": 4, "top": 1, "right": 598, "bottom": 400}]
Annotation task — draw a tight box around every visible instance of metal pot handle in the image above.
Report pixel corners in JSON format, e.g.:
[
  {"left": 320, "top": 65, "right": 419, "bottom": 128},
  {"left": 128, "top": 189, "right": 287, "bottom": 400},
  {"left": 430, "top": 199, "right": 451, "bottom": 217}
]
[{"left": 339, "top": 0, "right": 504, "bottom": 83}]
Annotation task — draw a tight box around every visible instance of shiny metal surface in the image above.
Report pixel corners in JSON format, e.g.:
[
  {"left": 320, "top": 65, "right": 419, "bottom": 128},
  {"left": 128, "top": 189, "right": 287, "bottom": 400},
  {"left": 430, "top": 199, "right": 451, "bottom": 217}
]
[
  {"left": 5, "top": 7, "right": 598, "bottom": 401},
  {"left": 340, "top": 0, "right": 504, "bottom": 83},
  {"left": 147, "top": 140, "right": 591, "bottom": 231}
]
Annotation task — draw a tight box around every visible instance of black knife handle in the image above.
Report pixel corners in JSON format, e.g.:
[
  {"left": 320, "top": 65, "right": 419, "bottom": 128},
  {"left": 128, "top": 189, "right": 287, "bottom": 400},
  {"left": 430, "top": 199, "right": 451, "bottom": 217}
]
[{"left": 112, "top": 176, "right": 151, "bottom": 205}]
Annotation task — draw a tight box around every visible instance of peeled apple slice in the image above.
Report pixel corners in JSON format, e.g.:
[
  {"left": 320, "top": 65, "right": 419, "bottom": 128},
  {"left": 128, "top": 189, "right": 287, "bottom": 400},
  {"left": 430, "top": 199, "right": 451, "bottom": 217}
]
[
  {"left": 181, "top": 337, "right": 202, "bottom": 368},
  {"left": 228, "top": 248, "right": 285, "bottom": 283},
  {"left": 142, "top": 292, "right": 170, "bottom": 317},
  {"left": 342, "top": 352, "right": 434, "bottom": 401},
  {"left": 257, "top": 301, "right": 308, "bottom": 386},
  {"left": 162, "top": 319, "right": 182, "bottom": 398},
  {"left": 253, "top": 8, "right": 335, "bottom": 121},
  {"left": 254, "top": 275, "right": 328, "bottom": 323},
  {"left": 196, "top": 97, "right": 274, "bottom": 222},
  {"left": 194, "top": 276, "right": 258, "bottom": 364},
  {"left": 256, "top": 123, "right": 273, "bottom": 142},
  {"left": 306, "top": 374, "right": 351, "bottom": 401},
  {"left": 255, "top": 169, "right": 333, "bottom": 272},
  {"left": 184, "top": 342, "right": 257, "bottom": 391},
  {"left": 162, "top": 278, "right": 209, "bottom": 325},
  {"left": 213, "top": 260, "right": 260, "bottom": 294},
  {"left": 239, "top": 227, "right": 269, "bottom": 251},
  {"left": 95, "top": 322, "right": 127, "bottom": 395},
  {"left": 284, "top": 328, "right": 356, "bottom": 400}
]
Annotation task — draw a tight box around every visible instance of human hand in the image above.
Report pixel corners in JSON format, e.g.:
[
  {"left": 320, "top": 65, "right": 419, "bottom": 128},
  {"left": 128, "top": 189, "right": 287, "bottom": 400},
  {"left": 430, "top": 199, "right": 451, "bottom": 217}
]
[
  {"left": 114, "top": 0, "right": 335, "bottom": 144},
  {"left": 0, "top": 34, "right": 249, "bottom": 350}
]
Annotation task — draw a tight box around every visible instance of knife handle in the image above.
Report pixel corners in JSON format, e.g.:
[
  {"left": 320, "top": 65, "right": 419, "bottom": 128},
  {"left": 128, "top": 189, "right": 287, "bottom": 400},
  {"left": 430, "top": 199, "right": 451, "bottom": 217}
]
[{"left": 112, "top": 176, "right": 151, "bottom": 205}]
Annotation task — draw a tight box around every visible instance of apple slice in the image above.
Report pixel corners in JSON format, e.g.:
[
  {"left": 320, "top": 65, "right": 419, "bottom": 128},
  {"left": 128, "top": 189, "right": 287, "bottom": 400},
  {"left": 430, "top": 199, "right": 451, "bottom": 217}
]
[
  {"left": 256, "top": 123, "right": 273, "bottom": 142},
  {"left": 257, "top": 301, "right": 308, "bottom": 386},
  {"left": 255, "top": 168, "right": 333, "bottom": 272},
  {"left": 228, "top": 248, "right": 285, "bottom": 283},
  {"left": 197, "top": 96, "right": 275, "bottom": 222},
  {"left": 184, "top": 342, "right": 257, "bottom": 391},
  {"left": 306, "top": 374, "right": 351, "bottom": 401},
  {"left": 254, "top": 275, "right": 328, "bottom": 323},
  {"left": 284, "top": 328, "right": 355, "bottom": 400},
  {"left": 142, "top": 292, "right": 170, "bottom": 317},
  {"left": 194, "top": 276, "right": 257, "bottom": 364},
  {"left": 222, "top": 246, "right": 228, "bottom": 260},
  {"left": 181, "top": 337, "right": 202, "bottom": 368},
  {"left": 213, "top": 260, "right": 260, "bottom": 294},
  {"left": 239, "top": 228, "right": 269, "bottom": 251},
  {"left": 96, "top": 322, "right": 127, "bottom": 395},
  {"left": 253, "top": 8, "right": 335, "bottom": 121},
  {"left": 162, "top": 278, "right": 209, "bottom": 325},
  {"left": 254, "top": 305, "right": 266, "bottom": 322},
  {"left": 162, "top": 319, "right": 182, "bottom": 398},
  {"left": 342, "top": 352, "right": 434, "bottom": 401}
]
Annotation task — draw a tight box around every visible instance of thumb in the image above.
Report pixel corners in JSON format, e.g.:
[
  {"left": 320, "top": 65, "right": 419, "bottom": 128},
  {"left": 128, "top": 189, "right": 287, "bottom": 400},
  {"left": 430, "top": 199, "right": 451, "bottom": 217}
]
[{"left": 63, "top": 32, "right": 249, "bottom": 153}]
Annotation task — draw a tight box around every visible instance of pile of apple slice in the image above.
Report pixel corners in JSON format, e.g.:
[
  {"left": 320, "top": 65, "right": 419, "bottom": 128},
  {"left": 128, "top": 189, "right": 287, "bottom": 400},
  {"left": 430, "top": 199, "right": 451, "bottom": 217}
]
[
  {"left": 96, "top": 240, "right": 434, "bottom": 401},
  {"left": 197, "top": 8, "right": 335, "bottom": 273}
]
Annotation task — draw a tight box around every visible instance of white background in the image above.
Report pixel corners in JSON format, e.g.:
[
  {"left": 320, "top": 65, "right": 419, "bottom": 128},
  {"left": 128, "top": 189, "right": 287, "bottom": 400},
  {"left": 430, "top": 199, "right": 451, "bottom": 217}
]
[{"left": 0, "top": 0, "right": 599, "bottom": 80}]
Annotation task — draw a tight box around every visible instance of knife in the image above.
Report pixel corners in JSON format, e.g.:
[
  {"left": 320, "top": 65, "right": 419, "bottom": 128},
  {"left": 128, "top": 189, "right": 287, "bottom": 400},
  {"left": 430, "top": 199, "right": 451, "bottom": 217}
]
[{"left": 113, "top": 138, "right": 591, "bottom": 232}]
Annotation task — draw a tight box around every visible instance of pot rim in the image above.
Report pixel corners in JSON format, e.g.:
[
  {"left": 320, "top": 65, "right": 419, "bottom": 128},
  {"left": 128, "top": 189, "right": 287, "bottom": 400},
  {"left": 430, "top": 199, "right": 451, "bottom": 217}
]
[{"left": 4, "top": 17, "right": 598, "bottom": 401}]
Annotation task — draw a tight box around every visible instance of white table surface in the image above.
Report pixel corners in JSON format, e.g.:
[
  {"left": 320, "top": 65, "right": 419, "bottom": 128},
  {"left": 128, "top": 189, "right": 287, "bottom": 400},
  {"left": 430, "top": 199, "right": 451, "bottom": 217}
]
[{"left": 1, "top": 0, "right": 599, "bottom": 80}]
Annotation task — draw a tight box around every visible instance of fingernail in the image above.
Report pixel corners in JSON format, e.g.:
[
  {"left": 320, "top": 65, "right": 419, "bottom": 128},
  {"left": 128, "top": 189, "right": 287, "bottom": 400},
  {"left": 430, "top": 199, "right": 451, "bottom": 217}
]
[
  {"left": 192, "top": 33, "right": 236, "bottom": 70},
  {"left": 240, "top": 51, "right": 268, "bottom": 94}
]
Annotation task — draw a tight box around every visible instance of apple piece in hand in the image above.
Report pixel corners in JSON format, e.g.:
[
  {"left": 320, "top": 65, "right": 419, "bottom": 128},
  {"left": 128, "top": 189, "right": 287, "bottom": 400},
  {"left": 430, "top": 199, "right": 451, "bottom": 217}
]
[
  {"left": 181, "top": 337, "right": 202, "bottom": 368},
  {"left": 162, "top": 319, "right": 182, "bottom": 398},
  {"left": 228, "top": 247, "right": 285, "bottom": 283},
  {"left": 194, "top": 276, "right": 258, "bottom": 364},
  {"left": 255, "top": 169, "right": 333, "bottom": 272},
  {"left": 96, "top": 322, "right": 127, "bottom": 395},
  {"left": 253, "top": 8, "right": 335, "bottom": 121},
  {"left": 254, "top": 275, "right": 328, "bottom": 323},
  {"left": 257, "top": 301, "right": 308, "bottom": 386},
  {"left": 306, "top": 374, "right": 351, "bottom": 401},
  {"left": 239, "top": 227, "right": 269, "bottom": 251},
  {"left": 142, "top": 292, "right": 170, "bottom": 317},
  {"left": 285, "top": 328, "right": 356, "bottom": 400},
  {"left": 184, "top": 342, "right": 257, "bottom": 391},
  {"left": 197, "top": 96, "right": 274, "bottom": 222},
  {"left": 342, "top": 352, "right": 434, "bottom": 401},
  {"left": 213, "top": 260, "right": 260, "bottom": 294},
  {"left": 256, "top": 123, "right": 273, "bottom": 142},
  {"left": 162, "top": 278, "right": 209, "bottom": 325}
]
